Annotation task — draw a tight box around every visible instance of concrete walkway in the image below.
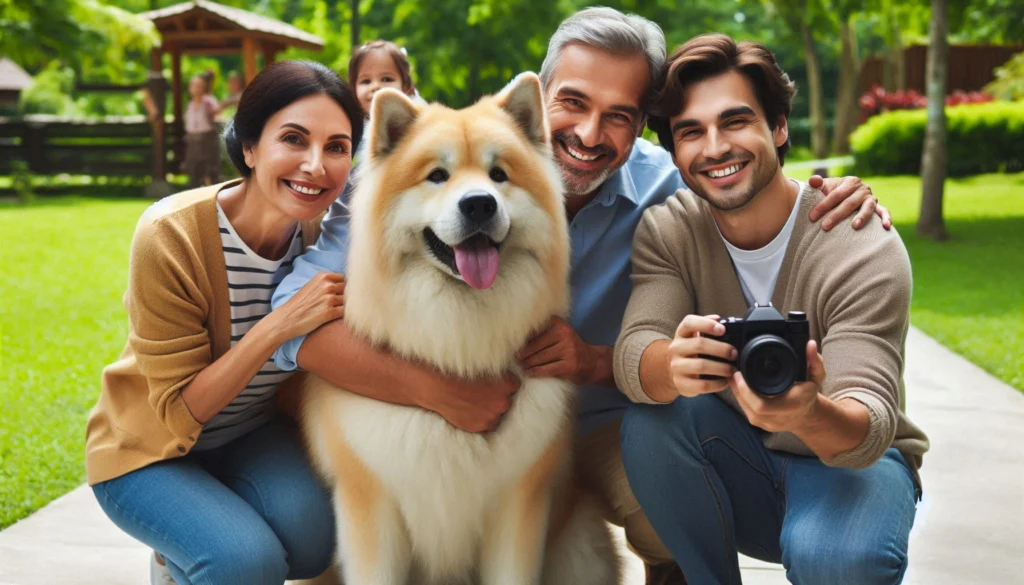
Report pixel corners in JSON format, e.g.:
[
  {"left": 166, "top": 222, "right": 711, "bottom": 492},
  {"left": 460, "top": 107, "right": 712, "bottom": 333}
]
[{"left": 1, "top": 326, "right": 1021, "bottom": 584}]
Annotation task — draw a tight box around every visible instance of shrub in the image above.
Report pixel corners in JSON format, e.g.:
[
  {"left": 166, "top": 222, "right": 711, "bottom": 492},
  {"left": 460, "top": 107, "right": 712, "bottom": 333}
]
[
  {"left": 857, "top": 84, "right": 994, "bottom": 124},
  {"left": 18, "top": 63, "right": 81, "bottom": 117},
  {"left": 985, "top": 52, "right": 1024, "bottom": 101},
  {"left": 10, "top": 160, "right": 35, "bottom": 204},
  {"left": 850, "top": 101, "right": 1024, "bottom": 177}
]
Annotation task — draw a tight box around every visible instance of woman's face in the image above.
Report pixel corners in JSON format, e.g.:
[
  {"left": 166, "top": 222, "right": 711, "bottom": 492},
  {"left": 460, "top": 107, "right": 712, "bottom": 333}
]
[
  {"left": 355, "top": 50, "right": 408, "bottom": 114},
  {"left": 243, "top": 94, "right": 354, "bottom": 222}
]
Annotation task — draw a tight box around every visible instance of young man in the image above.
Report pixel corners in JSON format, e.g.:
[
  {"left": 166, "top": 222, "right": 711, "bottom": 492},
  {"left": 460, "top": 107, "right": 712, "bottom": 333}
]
[
  {"left": 613, "top": 34, "right": 930, "bottom": 585},
  {"left": 271, "top": 9, "right": 888, "bottom": 583}
]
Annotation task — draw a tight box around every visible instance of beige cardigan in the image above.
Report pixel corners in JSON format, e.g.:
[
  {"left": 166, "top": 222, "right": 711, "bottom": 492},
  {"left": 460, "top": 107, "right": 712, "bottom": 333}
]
[
  {"left": 614, "top": 185, "right": 929, "bottom": 485},
  {"left": 85, "top": 181, "right": 321, "bottom": 485}
]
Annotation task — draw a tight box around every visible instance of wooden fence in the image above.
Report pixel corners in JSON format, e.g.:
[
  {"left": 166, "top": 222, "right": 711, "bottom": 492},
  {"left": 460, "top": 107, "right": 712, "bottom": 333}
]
[
  {"left": 0, "top": 115, "right": 157, "bottom": 176},
  {"left": 859, "top": 44, "right": 1022, "bottom": 95}
]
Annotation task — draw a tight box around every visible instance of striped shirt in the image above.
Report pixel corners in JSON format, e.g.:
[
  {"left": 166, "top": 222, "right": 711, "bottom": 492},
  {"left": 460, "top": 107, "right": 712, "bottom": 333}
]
[{"left": 192, "top": 202, "right": 304, "bottom": 450}]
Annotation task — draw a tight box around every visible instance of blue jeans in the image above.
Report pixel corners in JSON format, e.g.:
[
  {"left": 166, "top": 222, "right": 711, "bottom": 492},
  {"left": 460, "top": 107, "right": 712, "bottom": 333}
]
[
  {"left": 92, "top": 418, "right": 335, "bottom": 585},
  {"left": 620, "top": 395, "right": 919, "bottom": 585}
]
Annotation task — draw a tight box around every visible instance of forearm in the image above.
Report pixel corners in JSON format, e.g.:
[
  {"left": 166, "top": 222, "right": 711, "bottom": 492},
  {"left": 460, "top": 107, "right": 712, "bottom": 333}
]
[
  {"left": 793, "top": 395, "right": 871, "bottom": 462},
  {"left": 296, "top": 319, "right": 421, "bottom": 408},
  {"left": 637, "top": 340, "right": 677, "bottom": 404},
  {"left": 180, "top": 318, "right": 284, "bottom": 423}
]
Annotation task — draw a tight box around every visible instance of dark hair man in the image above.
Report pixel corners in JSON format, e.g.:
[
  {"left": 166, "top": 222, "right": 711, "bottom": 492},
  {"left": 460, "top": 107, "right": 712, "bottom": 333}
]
[{"left": 614, "top": 34, "right": 930, "bottom": 585}]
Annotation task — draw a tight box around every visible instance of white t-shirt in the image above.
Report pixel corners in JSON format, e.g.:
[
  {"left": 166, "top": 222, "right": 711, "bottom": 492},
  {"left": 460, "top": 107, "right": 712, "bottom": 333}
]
[
  {"left": 720, "top": 180, "right": 806, "bottom": 306},
  {"left": 192, "top": 202, "right": 304, "bottom": 451}
]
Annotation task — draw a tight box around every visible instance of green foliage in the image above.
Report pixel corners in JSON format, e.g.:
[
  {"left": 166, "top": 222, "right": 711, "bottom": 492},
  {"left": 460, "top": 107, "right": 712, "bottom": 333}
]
[
  {"left": 0, "top": 0, "right": 157, "bottom": 73},
  {"left": 850, "top": 101, "right": 1024, "bottom": 176},
  {"left": 18, "top": 63, "right": 81, "bottom": 116},
  {"left": 985, "top": 52, "right": 1024, "bottom": 101},
  {"left": 356, "top": 0, "right": 568, "bottom": 106},
  {"left": 9, "top": 160, "right": 35, "bottom": 203},
  {"left": 955, "top": 0, "right": 1024, "bottom": 43},
  {"left": 7, "top": 0, "right": 1022, "bottom": 132}
]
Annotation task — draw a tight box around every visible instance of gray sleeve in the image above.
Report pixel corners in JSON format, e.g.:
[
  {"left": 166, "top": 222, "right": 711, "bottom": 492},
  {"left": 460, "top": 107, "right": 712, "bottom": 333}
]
[{"left": 613, "top": 206, "right": 695, "bottom": 404}]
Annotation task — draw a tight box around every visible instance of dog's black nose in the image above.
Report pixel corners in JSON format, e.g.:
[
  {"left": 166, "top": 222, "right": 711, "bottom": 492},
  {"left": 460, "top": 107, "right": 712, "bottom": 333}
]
[{"left": 459, "top": 194, "right": 497, "bottom": 224}]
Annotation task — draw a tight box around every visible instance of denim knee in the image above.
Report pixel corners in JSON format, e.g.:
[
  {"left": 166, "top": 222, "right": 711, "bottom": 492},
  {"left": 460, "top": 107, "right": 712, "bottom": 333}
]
[
  {"left": 620, "top": 397, "right": 719, "bottom": 471},
  {"left": 784, "top": 536, "right": 908, "bottom": 585},
  {"left": 188, "top": 531, "right": 290, "bottom": 585},
  {"left": 283, "top": 528, "right": 335, "bottom": 580}
]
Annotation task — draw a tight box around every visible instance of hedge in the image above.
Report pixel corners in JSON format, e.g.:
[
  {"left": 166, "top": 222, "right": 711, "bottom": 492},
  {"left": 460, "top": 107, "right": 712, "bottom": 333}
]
[{"left": 849, "top": 100, "right": 1024, "bottom": 177}]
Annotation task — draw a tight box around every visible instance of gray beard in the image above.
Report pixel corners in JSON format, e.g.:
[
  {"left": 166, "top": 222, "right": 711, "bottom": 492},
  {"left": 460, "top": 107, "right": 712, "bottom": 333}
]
[{"left": 559, "top": 144, "right": 632, "bottom": 199}]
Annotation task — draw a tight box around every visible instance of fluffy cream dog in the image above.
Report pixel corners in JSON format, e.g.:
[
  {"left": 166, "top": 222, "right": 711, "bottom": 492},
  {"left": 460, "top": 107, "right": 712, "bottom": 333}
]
[{"left": 299, "top": 73, "right": 620, "bottom": 585}]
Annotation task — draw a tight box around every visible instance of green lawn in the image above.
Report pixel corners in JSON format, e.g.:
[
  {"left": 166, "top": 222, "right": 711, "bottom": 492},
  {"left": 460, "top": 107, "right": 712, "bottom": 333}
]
[
  {"left": 0, "top": 173, "right": 1021, "bottom": 529},
  {"left": 0, "top": 197, "right": 150, "bottom": 529},
  {"left": 872, "top": 174, "right": 1024, "bottom": 391}
]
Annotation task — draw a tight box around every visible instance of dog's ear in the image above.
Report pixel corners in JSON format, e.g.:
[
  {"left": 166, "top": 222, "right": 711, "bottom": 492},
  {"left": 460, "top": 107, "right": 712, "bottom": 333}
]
[
  {"left": 495, "top": 72, "right": 548, "bottom": 147},
  {"left": 369, "top": 89, "right": 420, "bottom": 158}
]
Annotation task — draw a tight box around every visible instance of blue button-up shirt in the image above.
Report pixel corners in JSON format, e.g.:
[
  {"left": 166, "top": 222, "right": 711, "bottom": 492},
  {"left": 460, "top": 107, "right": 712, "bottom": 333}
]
[{"left": 271, "top": 137, "right": 684, "bottom": 435}]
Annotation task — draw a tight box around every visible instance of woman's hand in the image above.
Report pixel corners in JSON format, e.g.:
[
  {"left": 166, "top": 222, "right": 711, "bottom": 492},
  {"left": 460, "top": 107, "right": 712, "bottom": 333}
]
[{"left": 268, "top": 272, "right": 346, "bottom": 342}]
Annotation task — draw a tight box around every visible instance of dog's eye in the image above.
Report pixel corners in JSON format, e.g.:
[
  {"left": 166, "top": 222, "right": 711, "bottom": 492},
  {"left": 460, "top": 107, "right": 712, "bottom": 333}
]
[
  {"left": 489, "top": 167, "right": 508, "bottom": 183},
  {"left": 427, "top": 168, "right": 449, "bottom": 183}
]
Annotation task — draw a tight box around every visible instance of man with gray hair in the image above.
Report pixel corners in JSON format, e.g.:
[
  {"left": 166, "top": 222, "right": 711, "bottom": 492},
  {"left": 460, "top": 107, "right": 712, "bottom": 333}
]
[{"left": 271, "top": 7, "right": 886, "bottom": 584}]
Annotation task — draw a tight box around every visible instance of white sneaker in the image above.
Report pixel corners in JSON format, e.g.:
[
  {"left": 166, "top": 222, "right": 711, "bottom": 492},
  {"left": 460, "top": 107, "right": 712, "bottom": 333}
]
[{"left": 150, "top": 552, "right": 177, "bottom": 585}]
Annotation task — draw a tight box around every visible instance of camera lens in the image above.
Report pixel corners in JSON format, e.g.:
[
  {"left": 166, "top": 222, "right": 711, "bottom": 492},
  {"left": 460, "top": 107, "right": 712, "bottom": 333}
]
[{"left": 739, "top": 335, "right": 798, "bottom": 396}]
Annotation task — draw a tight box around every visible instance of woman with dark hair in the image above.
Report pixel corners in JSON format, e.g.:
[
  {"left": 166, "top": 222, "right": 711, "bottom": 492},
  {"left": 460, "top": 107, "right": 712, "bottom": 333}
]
[{"left": 85, "top": 60, "right": 364, "bottom": 585}]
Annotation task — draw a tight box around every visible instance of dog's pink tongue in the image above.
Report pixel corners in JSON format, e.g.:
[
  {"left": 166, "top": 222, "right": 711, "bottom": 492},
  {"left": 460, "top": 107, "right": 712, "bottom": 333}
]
[{"left": 454, "top": 235, "right": 500, "bottom": 290}]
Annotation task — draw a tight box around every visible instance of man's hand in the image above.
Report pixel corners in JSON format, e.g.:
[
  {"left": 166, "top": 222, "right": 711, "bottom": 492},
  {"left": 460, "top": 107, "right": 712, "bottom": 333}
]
[
  {"left": 667, "top": 314, "right": 738, "bottom": 397},
  {"left": 730, "top": 340, "right": 826, "bottom": 433},
  {"left": 416, "top": 370, "right": 521, "bottom": 434},
  {"left": 809, "top": 175, "right": 892, "bottom": 231},
  {"left": 517, "top": 316, "right": 611, "bottom": 385}
]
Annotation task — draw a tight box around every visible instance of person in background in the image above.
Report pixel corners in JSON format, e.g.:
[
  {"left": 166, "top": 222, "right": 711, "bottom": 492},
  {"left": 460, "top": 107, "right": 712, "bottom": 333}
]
[
  {"left": 217, "top": 71, "right": 245, "bottom": 121},
  {"left": 86, "top": 60, "right": 364, "bottom": 585},
  {"left": 184, "top": 73, "right": 223, "bottom": 187}
]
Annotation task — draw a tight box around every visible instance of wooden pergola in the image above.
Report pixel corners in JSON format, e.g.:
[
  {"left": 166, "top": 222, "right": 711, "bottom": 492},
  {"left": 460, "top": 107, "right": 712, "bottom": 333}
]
[{"left": 140, "top": 0, "right": 324, "bottom": 181}]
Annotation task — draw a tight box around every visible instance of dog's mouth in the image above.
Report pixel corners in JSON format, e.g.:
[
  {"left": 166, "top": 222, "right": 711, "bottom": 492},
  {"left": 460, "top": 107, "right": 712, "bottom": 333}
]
[{"left": 424, "top": 228, "right": 502, "bottom": 290}]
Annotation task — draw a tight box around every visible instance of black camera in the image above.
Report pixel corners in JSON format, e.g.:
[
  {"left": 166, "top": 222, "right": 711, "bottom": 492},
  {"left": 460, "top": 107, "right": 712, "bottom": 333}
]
[{"left": 700, "top": 303, "right": 810, "bottom": 396}]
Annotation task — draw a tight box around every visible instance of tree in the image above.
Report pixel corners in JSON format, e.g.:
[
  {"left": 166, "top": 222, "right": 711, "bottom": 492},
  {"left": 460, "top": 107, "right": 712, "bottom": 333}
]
[
  {"left": 756, "top": 0, "right": 833, "bottom": 159},
  {"left": 351, "top": 0, "right": 360, "bottom": 49},
  {"left": 830, "top": 0, "right": 864, "bottom": 154},
  {"left": 918, "top": 0, "right": 949, "bottom": 240},
  {"left": 0, "top": 0, "right": 156, "bottom": 73}
]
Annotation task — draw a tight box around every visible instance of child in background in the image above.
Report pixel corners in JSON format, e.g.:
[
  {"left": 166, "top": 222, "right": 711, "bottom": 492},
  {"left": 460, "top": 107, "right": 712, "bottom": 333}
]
[
  {"left": 335, "top": 41, "right": 421, "bottom": 206},
  {"left": 184, "top": 74, "right": 222, "bottom": 187},
  {"left": 348, "top": 40, "right": 418, "bottom": 116}
]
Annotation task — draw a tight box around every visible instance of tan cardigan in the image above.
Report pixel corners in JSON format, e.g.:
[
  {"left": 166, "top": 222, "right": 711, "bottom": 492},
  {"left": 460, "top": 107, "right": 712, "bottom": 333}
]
[
  {"left": 614, "top": 185, "right": 929, "bottom": 486},
  {"left": 85, "top": 181, "right": 322, "bottom": 486}
]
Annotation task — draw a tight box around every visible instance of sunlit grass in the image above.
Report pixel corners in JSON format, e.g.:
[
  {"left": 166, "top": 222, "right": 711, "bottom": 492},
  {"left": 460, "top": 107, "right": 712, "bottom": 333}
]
[{"left": 0, "top": 197, "right": 150, "bottom": 529}]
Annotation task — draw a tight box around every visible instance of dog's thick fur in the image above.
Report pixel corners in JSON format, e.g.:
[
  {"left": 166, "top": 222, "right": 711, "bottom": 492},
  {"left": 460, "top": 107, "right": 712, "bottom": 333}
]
[{"left": 300, "top": 74, "right": 620, "bottom": 585}]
